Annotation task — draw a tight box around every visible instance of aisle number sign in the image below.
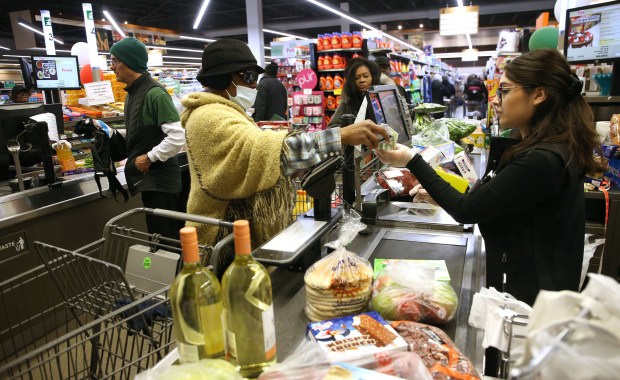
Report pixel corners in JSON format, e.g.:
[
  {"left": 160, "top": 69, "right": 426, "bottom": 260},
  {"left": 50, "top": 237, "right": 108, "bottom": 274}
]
[
  {"left": 40, "top": 10, "right": 55, "bottom": 55},
  {"left": 84, "top": 81, "right": 115, "bottom": 105}
]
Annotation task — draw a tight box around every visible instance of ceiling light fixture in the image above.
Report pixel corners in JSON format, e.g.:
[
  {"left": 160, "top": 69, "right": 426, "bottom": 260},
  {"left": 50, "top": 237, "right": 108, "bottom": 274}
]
[
  {"left": 419, "top": 23, "right": 424, "bottom": 28},
  {"left": 162, "top": 61, "right": 201, "bottom": 65},
  {"left": 30, "top": 47, "right": 72, "bottom": 53},
  {"left": 124, "top": 21, "right": 128, "bottom": 24},
  {"left": 103, "top": 10, "right": 125, "bottom": 38},
  {"left": 398, "top": 25, "right": 402, "bottom": 30},
  {"left": 0, "top": 45, "right": 10, "bottom": 51},
  {"left": 145, "top": 45, "right": 203, "bottom": 53},
  {"left": 2, "top": 54, "right": 30, "bottom": 58},
  {"left": 306, "top": 0, "right": 422, "bottom": 52},
  {"left": 162, "top": 55, "right": 202, "bottom": 60},
  {"left": 193, "top": 0, "right": 212, "bottom": 29},
  {"left": 179, "top": 35, "right": 216, "bottom": 43},
  {"left": 263, "top": 28, "right": 306, "bottom": 39},
  {"left": 18, "top": 20, "right": 64, "bottom": 44}
]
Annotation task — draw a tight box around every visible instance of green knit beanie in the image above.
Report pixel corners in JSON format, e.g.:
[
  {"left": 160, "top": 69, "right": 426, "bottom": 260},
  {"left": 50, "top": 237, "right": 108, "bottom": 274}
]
[{"left": 110, "top": 37, "right": 148, "bottom": 73}]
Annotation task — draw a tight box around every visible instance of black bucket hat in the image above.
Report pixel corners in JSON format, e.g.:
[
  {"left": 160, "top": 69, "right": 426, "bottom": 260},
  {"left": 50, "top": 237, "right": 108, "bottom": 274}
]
[{"left": 196, "top": 39, "right": 264, "bottom": 81}]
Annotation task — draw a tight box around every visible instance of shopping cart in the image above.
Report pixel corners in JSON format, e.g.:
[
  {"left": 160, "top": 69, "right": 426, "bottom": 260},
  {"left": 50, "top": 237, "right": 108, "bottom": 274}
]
[{"left": 0, "top": 208, "right": 234, "bottom": 380}]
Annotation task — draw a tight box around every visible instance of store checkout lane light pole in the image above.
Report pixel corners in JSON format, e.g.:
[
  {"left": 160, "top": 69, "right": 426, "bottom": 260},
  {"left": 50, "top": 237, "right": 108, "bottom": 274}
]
[
  {"left": 102, "top": 10, "right": 125, "bottom": 38},
  {"left": 17, "top": 19, "right": 64, "bottom": 44},
  {"left": 305, "top": 0, "right": 422, "bottom": 53},
  {"left": 193, "top": 0, "right": 212, "bottom": 29}
]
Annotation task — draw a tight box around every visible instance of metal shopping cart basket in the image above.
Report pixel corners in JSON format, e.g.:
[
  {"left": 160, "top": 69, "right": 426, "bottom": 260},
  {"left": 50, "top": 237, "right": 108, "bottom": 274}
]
[{"left": 0, "top": 208, "right": 234, "bottom": 380}]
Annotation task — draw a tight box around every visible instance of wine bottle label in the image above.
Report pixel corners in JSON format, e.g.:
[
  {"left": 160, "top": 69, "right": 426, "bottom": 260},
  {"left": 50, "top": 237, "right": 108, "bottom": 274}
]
[
  {"left": 177, "top": 342, "right": 199, "bottom": 363},
  {"left": 226, "top": 330, "right": 237, "bottom": 360},
  {"left": 262, "top": 304, "right": 276, "bottom": 360}
]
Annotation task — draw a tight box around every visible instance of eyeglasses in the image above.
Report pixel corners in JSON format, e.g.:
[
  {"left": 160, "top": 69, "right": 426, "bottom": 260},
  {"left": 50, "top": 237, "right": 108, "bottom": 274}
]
[
  {"left": 110, "top": 57, "right": 122, "bottom": 67},
  {"left": 238, "top": 70, "right": 258, "bottom": 84},
  {"left": 497, "top": 85, "right": 534, "bottom": 102}
]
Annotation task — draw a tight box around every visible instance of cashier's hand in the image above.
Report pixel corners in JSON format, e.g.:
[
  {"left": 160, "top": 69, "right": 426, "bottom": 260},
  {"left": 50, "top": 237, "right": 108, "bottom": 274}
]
[
  {"left": 374, "top": 143, "right": 416, "bottom": 168},
  {"left": 340, "top": 120, "right": 390, "bottom": 150},
  {"left": 134, "top": 154, "right": 152, "bottom": 174}
]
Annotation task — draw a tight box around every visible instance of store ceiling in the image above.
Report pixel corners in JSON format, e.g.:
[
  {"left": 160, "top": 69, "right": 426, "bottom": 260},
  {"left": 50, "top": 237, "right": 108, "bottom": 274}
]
[{"left": 2, "top": 0, "right": 554, "bottom": 50}]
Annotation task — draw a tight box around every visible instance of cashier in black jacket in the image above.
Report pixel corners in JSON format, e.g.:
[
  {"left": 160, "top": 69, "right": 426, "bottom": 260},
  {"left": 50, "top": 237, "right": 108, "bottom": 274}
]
[{"left": 375, "top": 49, "right": 601, "bottom": 306}]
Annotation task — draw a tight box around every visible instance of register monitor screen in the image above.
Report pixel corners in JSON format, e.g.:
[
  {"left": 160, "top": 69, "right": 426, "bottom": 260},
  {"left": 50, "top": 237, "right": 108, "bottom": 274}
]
[
  {"left": 31, "top": 55, "right": 81, "bottom": 90},
  {"left": 366, "top": 85, "right": 410, "bottom": 144},
  {"left": 0, "top": 103, "right": 46, "bottom": 180},
  {"left": 564, "top": 0, "right": 620, "bottom": 63}
]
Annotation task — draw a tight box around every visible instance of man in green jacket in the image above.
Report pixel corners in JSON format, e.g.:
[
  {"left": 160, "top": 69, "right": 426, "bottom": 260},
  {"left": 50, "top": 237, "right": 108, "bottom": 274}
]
[{"left": 110, "top": 37, "right": 185, "bottom": 239}]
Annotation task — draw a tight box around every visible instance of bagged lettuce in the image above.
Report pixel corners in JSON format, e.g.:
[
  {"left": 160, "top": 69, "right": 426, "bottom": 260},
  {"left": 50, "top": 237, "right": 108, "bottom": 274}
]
[{"left": 370, "top": 261, "right": 458, "bottom": 325}]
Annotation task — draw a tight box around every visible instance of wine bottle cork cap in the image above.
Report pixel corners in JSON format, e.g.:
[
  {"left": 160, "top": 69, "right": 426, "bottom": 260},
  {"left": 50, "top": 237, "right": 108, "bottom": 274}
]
[
  {"left": 180, "top": 227, "right": 200, "bottom": 263},
  {"left": 233, "top": 220, "right": 251, "bottom": 255}
]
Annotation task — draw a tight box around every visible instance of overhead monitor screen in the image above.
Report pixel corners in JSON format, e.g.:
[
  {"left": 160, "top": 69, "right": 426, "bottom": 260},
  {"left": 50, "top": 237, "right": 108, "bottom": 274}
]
[
  {"left": 565, "top": 1, "right": 620, "bottom": 63},
  {"left": 31, "top": 55, "right": 81, "bottom": 90}
]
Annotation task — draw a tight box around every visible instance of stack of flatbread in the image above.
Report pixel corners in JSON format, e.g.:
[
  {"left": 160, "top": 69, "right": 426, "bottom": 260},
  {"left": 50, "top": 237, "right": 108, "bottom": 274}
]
[{"left": 304, "top": 252, "right": 373, "bottom": 322}]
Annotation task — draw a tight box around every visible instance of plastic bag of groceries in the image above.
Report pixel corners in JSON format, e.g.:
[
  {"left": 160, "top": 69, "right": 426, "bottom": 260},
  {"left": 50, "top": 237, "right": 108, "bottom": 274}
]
[
  {"left": 371, "top": 261, "right": 458, "bottom": 324},
  {"left": 304, "top": 209, "right": 373, "bottom": 322},
  {"left": 258, "top": 340, "right": 433, "bottom": 380},
  {"left": 375, "top": 167, "right": 419, "bottom": 198},
  {"left": 134, "top": 359, "right": 242, "bottom": 380},
  {"left": 391, "top": 320, "right": 481, "bottom": 380}
]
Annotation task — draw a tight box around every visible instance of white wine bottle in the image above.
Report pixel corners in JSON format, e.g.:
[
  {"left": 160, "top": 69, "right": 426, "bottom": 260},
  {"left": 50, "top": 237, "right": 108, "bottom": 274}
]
[
  {"left": 222, "top": 220, "right": 277, "bottom": 378},
  {"left": 170, "top": 227, "right": 225, "bottom": 363}
]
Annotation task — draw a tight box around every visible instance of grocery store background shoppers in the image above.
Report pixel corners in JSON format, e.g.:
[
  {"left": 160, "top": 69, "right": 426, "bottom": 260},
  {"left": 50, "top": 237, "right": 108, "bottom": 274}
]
[
  {"left": 181, "top": 39, "right": 389, "bottom": 276},
  {"left": 252, "top": 62, "right": 288, "bottom": 121},
  {"left": 327, "top": 57, "right": 380, "bottom": 128},
  {"left": 374, "top": 56, "right": 410, "bottom": 104},
  {"left": 110, "top": 37, "right": 186, "bottom": 240},
  {"left": 375, "top": 48, "right": 601, "bottom": 307},
  {"left": 10, "top": 85, "right": 30, "bottom": 103}
]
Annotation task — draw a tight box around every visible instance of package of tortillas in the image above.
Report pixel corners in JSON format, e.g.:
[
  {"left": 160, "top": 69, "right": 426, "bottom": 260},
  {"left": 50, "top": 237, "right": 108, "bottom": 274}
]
[{"left": 304, "top": 210, "right": 373, "bottom": 322}]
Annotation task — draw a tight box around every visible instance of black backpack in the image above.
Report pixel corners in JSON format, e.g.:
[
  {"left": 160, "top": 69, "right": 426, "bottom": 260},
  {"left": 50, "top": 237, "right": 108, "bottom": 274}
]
[{"left": 75, "top": 118, "right": 129, "bottom": 202}]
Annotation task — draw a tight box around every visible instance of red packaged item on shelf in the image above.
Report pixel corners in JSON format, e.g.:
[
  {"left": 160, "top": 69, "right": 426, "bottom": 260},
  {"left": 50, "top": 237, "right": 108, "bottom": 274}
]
[
  {"left": 352, "top": 53, "right": 362, "bottom": 59},
  {"left": 319, "top": 76, "right": 326, "bottom": 91},
  {"left": 391, "top": 321, "right": 481, "bottom": 380},
  {"left": 326, "top": 95, "right": 337, "bottom": 110},
  {"left": 333, "top": 75, "right": 344, "bottom": 90},
  {"left": 317, "top": 34, "right": 324, "bottom": 51},
  {"left": 336, "top": 95, "right": 342, "bottom": 108},
  {"left": 325, "top": 75, "right": 334, "bottom": 90},
  {"left": 317, "top": 55, "right": 325, "bottom": 70},
  {"left": 323, "top": 33, "right": 332, "bottom": 50},
  {"left": 323, "top": 55, "right": 333, "bottom": 70},
  {"left": 331, "top": 32, "right": 342, "bottom": 49},
  {"left": 342, "top": 32, "right": 352, "bottom": 48},
  {"left": 353, "top": 32, "right": 363, "bottom": 48}
]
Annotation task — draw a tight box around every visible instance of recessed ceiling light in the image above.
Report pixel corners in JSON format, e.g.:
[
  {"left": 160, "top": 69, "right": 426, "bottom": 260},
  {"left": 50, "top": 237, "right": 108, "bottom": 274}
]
[
  {"left": 419, "top": 23, "right": 424, "bottom": 28},
  {"left": 102, "top": 18, "right": 106, "bottom": 22},
  {"left": 398, "top": 25, "right": 402, "bottom": 30},
  {"left": 124, "top": 21, "right": 128, "bottom": 24}
]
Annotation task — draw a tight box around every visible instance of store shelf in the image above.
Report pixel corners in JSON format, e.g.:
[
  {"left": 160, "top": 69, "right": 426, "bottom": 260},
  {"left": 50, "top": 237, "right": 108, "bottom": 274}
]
[
  {"left": 411, "top": 59, "right": 427, "bottom": 65},
  {"left": 325, "top": 108, "right": 336, "bottom": 113},
  {"left": 64, "top": 115, "right": 125, "bottom": 129},
  {"left": 318, "top": 69, "right": 344, "bottom": 72},
  {"left": 0, "top": 88, "right": 13, "bottom": 92},
  {"left": 369, "top": 48, "right": 392, "bottom": 54},
  {"left": 318, "top": 48, "right": 363, "bottom": 53},
  {"left": 584, "top": 96, "right": 620, "bottom": 104},
  {"left": 388, "top": 52, "right": 412, "bottom": 62}
]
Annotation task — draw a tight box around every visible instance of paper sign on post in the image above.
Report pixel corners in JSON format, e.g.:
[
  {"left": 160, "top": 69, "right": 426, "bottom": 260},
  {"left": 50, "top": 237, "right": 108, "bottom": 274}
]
[{"left": 83, "top": 81, "right": 115, "bottom": 105}]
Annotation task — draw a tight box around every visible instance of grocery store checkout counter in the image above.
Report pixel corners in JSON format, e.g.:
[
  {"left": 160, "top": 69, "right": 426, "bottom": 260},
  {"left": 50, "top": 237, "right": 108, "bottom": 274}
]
[{"left": 254, "top": 149, "right": 488, "bottom": 371}]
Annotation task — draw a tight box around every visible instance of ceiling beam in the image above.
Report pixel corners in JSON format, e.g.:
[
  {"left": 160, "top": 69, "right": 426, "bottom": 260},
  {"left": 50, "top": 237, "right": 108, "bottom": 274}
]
[{"left": 201, "top": 0, "right": 554, "bottom": 38}]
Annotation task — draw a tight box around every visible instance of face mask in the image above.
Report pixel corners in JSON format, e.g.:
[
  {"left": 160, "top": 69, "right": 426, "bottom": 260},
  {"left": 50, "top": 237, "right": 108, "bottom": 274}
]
[{"left": 227, "top": 82, "right": 257, "bottom": 111}]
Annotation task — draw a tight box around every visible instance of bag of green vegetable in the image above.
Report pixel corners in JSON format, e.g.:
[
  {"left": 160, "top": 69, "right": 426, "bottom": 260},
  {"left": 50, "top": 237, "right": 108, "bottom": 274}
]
[
  {"left": 441, "top": 118, "right": 478, "bottom": 143},
  {"left": 134, "top": 358, "right": 243, "bottom": 380},
  {"left": 370, "top": 261, "right": 458, "bottom": 325}
]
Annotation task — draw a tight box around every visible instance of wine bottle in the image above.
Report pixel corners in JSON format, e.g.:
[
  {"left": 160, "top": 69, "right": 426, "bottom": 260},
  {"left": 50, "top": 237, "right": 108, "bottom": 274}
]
[
  {"left": 170, "top": 226, "right": 225, "bottom": 363},
  {"left": 222, "top": 220, "right": 277, "bottom": 378}
]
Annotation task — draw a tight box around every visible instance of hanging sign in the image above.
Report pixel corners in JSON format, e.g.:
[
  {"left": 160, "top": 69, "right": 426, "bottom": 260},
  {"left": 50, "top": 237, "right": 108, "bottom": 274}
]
[
  {"left": 82, "top": 4, "right": 100, "bottom": 72},
  {"left": 440, "top": 6, "right": 479, "bottom": 36},
  {"left": 40, "top": 10, "right": 56, "bottom": 55},
  {"left": 296, "top": 68, "right": 318, "bottom": 90}
]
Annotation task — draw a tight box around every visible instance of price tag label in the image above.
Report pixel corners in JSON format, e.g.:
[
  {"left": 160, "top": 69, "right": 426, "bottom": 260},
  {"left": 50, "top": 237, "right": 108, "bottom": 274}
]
[
  {"left": 303, "top": 88, "right": 313, "bottom": 95},
  {"left": 84, "top": 81, "right": 115, "bottom": 105},
  {"left": 287, "top": 74, "right": 292, "bottom": 78},
  {"left": 334, "top": 88, "right": 342, "bottom": 95}
]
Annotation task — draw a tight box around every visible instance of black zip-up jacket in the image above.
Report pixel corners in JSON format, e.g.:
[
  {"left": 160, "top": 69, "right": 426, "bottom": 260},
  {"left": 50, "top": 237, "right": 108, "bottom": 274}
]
[
  {"left": 252, "top": 76, "right": 288, "bottom": 122},
  {"left": 406, "top": 142, "right": 584, "bottom": 305}
]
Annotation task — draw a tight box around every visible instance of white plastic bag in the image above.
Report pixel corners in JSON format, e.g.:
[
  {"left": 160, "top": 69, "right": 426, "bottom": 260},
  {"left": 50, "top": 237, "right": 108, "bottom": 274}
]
[{"left": 134, "top": 359, "right": 242, "bottom": 380}]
